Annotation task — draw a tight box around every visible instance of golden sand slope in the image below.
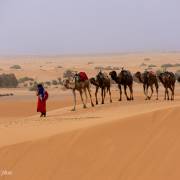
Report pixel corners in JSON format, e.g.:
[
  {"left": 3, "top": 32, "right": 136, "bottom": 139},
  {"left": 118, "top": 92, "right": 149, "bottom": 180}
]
[{"left": 0, "top": 102, "right": 180, "bottom": 180}]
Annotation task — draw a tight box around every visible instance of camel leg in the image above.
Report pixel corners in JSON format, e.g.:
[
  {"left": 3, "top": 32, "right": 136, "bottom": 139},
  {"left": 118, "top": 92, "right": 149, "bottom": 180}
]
[
  {"left": 148, "top": 85, "right": 153, "bottom": 100},
  {"left": 145, "top": 85, "right": 149, "bottom": 100},
  {"left": 169, "top": 86, "right": 174, "bottom": 100},
  {"left": 108, "top": 87, "right": 112, "bottom": 103},
  {"left": 143, "top": 84, "right": 147, "bottom": 100},
  {"left": 71, "top": 90, "right": 76, "bottom": 111},
  {"left": 155, "top": 83, "right": 159, "bottom": 100},
  {"left": 172, "top": 84, "right": 175, "bottom": 100},
  {"left": 118, "top": 84, "right": 122, "bottom": 101},
  {"left": 101, "top": 88, "right": 104, "bottom": 104},
  {"left": 87, "top": 87, "right": 94, "bottom": 107},
  {"left": 124, "top": 85, "right": 130, "bottom": 101},
  {"left": 164, "top": 88, "right": 167, "bottom": 100},
  {"left": 95, "top": 86, "right": 99, "bottom": 105},
  {"left": 166, "top": 88, "right": 170, "bottom": 100},
  {"left": 79, "top": 90, "right": 86, "bottom": 108},
  {"left": 104, "top": 88, "right": 106, "bottom": 99},
  {"left": 84, "top": 88, "right": 88, "bottom": 105},
  {"left": 129, "top": 85, "right": 134, "bottom": 100}
]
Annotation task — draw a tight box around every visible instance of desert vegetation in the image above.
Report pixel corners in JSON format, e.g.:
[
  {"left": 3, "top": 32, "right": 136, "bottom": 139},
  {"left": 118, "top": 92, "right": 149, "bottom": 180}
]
[
  {"left": 94, "top": 66, "right": 120, "bottom": 71},
  {"left": 52, "top": 80, "right": 58, "bottom": 85},
  {"left": 29, "top": 81, "right": 38, "bottom": 91},
  {"left": 0, "top": 73, "right": 18, "bottom": 88},
  {"left": 88, "top": 61, "right": 94, "bottom": 65},
  {"left": 18, "top": 77, "right": 34, "bottom": 83},
  {"left": 63, "top": 69, "right": 76, "bottom": 79},
  {"left": 10, "top": 65, "right": 22, "bottom": 69},
  {"left": 56, "top": 66, "right": 63, "bottom": 69},
  {"left": 140, "top": 63, "right": 147, "bottom": 67},
  {"left": 148, "top": 64, "right": 157, "bottom": 68},
  {"left": 144, "top": 58, "right": 151, "bottom": 61},
  {"left": 0, "top": 93, "right": 14, "bottom": 97},
  {"left": 161, "top": 63, "right": 180, "bottom": 68}
]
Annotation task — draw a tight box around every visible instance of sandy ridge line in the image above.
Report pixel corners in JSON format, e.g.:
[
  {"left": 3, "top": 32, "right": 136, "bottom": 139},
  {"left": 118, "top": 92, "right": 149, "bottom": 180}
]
[{"left": 0, "top": 104, "right": 179, "bottom": 149}]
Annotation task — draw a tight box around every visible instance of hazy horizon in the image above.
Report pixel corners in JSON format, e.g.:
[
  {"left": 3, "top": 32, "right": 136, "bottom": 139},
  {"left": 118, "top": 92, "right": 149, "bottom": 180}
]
[{"left": 1, "top": 0, "right": 180, "bottom": 55}]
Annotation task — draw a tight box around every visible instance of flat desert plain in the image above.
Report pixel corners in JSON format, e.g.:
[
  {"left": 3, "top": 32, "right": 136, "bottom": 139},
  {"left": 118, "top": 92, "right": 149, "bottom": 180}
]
[{"left": 0, "top": 53, "right": 180, "bottom": 180}]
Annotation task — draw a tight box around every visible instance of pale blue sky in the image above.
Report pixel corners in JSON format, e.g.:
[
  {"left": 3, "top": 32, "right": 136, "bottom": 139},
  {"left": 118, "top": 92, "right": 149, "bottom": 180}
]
[{"left": 0, "top": 0, "right": 180, "bottom": 55}]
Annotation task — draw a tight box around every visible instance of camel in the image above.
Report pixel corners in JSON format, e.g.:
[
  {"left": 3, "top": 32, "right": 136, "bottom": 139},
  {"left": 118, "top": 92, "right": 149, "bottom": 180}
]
[
  {"left": 63, "top": 74, "right": 94, "bottom": 111},
  {"left": 109, "top": 69, "right": 133, "bottom": 101},
  {"left": 158, "top": 71, "right": 176, "bottom": 100},
  {"left": 135, "top": 71, "right": 159, "bottom": 100},
  {"left": 178, "top": 77, "right": 180, "bottom": 83},
  {"left": 90, "top": 71, "right": 112, "bottom": 104}
]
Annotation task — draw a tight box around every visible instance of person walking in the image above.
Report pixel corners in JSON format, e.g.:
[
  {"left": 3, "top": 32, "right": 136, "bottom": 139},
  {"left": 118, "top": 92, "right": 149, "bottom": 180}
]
[{"left": 36, "top": 84, "right": 48, "bottom": 117}]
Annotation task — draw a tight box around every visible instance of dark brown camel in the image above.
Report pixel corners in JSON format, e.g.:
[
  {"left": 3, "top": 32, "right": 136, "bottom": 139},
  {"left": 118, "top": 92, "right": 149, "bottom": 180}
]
[
  {"left": 178, "top": 77, "right": 180, "bottom": 83},
  {"left": 90, "top": 71, "right": 112, "bottom": 104},
  {"left": 135, "top": 71, "right": 159, "bottom": 100},
  {"left": 158, "top": 71, "right": 176, "bottom": 100},
  {"left": 109, "top": 70, "right": 133, "bottom": 101}
]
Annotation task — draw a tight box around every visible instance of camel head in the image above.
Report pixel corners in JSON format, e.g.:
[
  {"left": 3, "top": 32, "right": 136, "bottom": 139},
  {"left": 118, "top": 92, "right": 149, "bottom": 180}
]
[
  {"left": 109, "top": 71, "right": 118, "bottom": 81},
  {"left": 90, "top": 77, "right": 99, "bottom": 86},
  {"left": 62, "top": 78, "right": 75, "bottom": 89},
  {"left": 134, "top": 71, "right": 144, "bottom": 83},
  {"left": 97, "top": 71, "right": 104, "bottom": 79},
  {"left": 134, "top": 71, "right": 141, "bottom": 78},
  {"left": 74, "top": 73, "right": 80, "bottom": 82}
]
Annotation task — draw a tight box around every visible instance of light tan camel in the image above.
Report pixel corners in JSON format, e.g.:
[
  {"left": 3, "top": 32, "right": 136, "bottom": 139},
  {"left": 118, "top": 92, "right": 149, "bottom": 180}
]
[{"left": 63, "top": 75, "right": 94, "bottom": 111}]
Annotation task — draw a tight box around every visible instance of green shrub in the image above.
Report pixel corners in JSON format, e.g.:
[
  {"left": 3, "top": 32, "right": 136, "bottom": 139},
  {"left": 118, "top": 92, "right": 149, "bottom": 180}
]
[
  {"left": 45, "top": 81, "right": 51, "bottom": 86},
  {"left": 18, "top": 77, "right": 34, "bottom": 83},
  {"left": 0, "top": 73, "right": 18, "bottom": 88},
  {"left": 29, "top": 82, "right": 38, "bottom": 91},
  {"left": 57, "top": 66, "right": 63, "bottom": 68},
  {"left": 52, "top": 80, "right": 58, "bottom": 85},
  {"left": 10, "top": 65, "right": 22, "bottom": 69},
  {"left": 144, "top": 58, "right": 150, "bottom": 61},
  {"left": 140, "top": 63, "right": 147, "bottom": 67},
  {"left": 63, "top": 69, "right": 76, "bottom": 79},
  {"left": 148, "top": 64, "right": 157, "bottom": 68}
]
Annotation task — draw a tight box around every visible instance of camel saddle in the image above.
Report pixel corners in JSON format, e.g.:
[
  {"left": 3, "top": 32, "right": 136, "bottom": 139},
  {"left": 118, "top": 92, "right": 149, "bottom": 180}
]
[
  {"left": 78, "top": 72, "right": 88, "bottom": 81},
  {"left": 148, "top": 71, "right": 155, "bottom": 76}
]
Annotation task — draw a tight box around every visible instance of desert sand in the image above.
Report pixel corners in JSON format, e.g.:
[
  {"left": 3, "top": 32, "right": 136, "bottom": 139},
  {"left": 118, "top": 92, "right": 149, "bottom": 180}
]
[{"left": 0, "top": 52, "right": 180, "bottom": 180}]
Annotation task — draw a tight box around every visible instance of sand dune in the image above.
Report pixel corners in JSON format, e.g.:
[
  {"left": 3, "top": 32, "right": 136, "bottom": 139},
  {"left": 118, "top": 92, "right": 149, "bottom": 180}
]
[
  {"left": 0, "top": 101, "right": 180, "bottom": 180},
  {"left": 0, "top": 53, "right": 180, "bottom": 179}
]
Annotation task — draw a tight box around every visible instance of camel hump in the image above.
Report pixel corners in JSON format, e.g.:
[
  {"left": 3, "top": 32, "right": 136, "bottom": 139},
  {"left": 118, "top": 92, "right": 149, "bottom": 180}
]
[
  {"left": 97, "top": 71, "right": 109, "bottom": 79},
  {"left": 122, "top": 70, "right": 131, "bottom": 76},
  {"left": 78, "top": 72, "right": 89, "bottom": 81}
]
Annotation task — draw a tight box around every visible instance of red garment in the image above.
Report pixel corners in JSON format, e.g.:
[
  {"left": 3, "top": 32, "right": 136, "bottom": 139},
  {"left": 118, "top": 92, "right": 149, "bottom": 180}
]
[
  {"left": 37, "top": 91, "right": 48, "bottom": 113},
  {"left": 78, "top": 72, "right": 88, "bottom": 81}
]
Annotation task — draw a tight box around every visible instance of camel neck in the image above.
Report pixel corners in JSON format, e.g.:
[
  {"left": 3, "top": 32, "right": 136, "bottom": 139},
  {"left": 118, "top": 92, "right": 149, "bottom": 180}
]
[
  {"left": 138, "top": 75, "right": 143, "bottom": 83},
  {"left": 114, "top": 77, "right": 119, "bottom": 83}
]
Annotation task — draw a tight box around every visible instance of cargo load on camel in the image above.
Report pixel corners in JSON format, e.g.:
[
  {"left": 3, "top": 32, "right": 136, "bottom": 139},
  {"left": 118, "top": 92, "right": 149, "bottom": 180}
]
[{"left": 78, "top": 72, "right": 89, "bottom": 81}]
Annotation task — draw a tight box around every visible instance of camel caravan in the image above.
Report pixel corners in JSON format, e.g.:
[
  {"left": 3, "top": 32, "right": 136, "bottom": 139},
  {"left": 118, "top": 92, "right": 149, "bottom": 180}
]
[{"left": 63, "top": 69, "right": 178, "bottom": 111}]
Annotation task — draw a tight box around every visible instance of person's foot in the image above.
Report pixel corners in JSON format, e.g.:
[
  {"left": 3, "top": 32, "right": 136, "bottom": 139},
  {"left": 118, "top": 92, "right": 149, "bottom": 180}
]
[{"left": 40, "top": 112, "right": 46, "bottom": 117}]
